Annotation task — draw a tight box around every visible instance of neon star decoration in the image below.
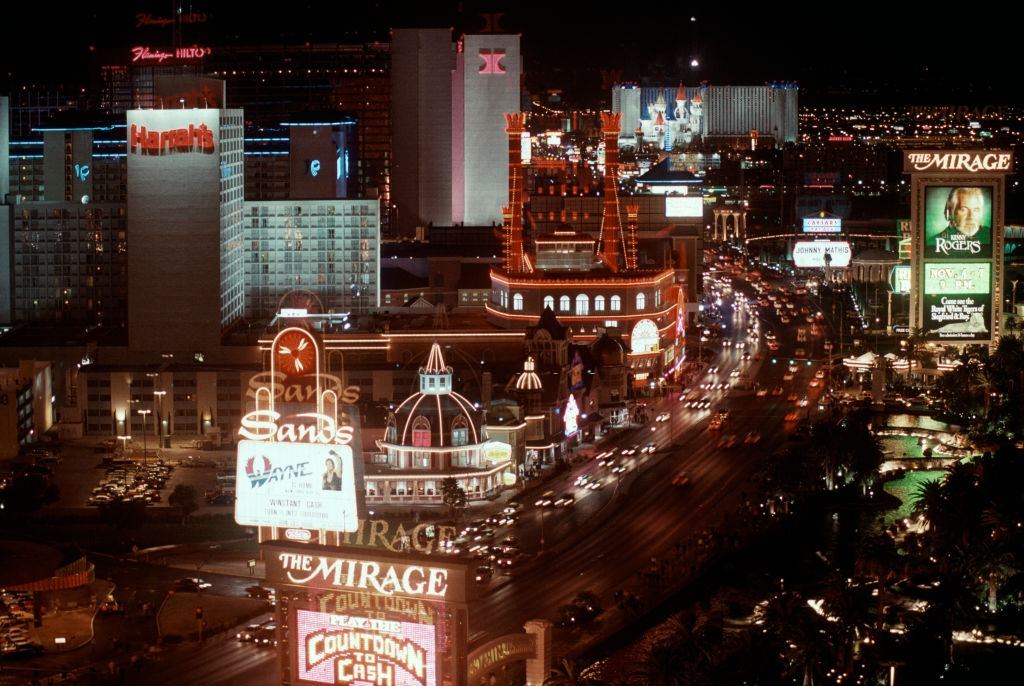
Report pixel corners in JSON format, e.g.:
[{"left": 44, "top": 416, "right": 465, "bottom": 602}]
[{"left": 276, "top": 330, "right": 316, "bottom": 377}]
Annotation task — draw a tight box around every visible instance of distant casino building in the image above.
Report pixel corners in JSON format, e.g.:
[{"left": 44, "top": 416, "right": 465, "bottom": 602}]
[
  {"left": 613, "top": 83, "right": 798, "bottom": 148},
  {"left": 372, "top": 343, "right": 514, "bottom": 505}
]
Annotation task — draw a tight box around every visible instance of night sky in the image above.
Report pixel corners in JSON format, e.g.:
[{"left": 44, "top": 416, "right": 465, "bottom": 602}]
[{"left": 5, "top": 1, "right": 1021, "bottom": 105}]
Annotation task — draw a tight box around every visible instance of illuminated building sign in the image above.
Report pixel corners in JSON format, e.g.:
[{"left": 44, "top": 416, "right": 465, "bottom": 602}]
[
  {"left": 130, "top": 45, "right": 212, "bottom": 63},
  {"left": 238, "top": 328, "right": 365, "bottom": 531},
  {"left": 665, "top": 196, "right": 703, "bottom": 218},
  {"left": 136, "top": 12, "right": 207, "bottom": 27},
  {"left": 310, "top": 159, "right": 321, "bottom": 177},
  {"left": 295, "top": 610, "right": 436, "bottom": 686},
  {"left": 74, "top": 164, "right": 90, "bottom": 181},
  {"left": 268, "top": 551, "right": 456, "bottom": 601},
  {"left": 129, "top": 123, "right": 215, "bottom": 155},
  {"left": 234, "top": 441, "right": 359, "bottom": 532},
  {"left": 792, "top": 241, "right": 851, "bottom": 268},
  {"left": 802, "top": 215, "right": 842, "bottom": 233},
  {"left": 923, "top": 262, "right": 991, "bottom": 342},
  {"left": 903, "top": 151, "right": 1013, "bottom": 174},
  {"left": 889, "top": 265, "right": 911, "bottom": 294},
  {"left": 564, "top": 395, "right": 580, "bottom": 437},
  {"left": 467, "top": 635, "right": 537, "bottom": 686}
]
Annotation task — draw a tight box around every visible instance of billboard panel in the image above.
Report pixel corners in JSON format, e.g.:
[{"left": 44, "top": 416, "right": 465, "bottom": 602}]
[
  {"left": 294, "top": 609, "right": 437, "bottom": 686},
  {"left": 235, "top": 440, "right": 359, "bottom": 532},
  {"left": 664, "top": 196, "right": 703, "bottom": 218},
  {"left": 889, "top": 265, "right": 911, "bottom": 294},
  {"left": 922, "top": 262, "right": 991, "bottom": 341},
  {"left": 792, "top": 240, "right": 851, "bottom": 268},
  {"left": 802, "top": 216, "right": 842, "bottom": 233},
  {"left": 923, "top": 186, "right": 993, "bottom": 259}
]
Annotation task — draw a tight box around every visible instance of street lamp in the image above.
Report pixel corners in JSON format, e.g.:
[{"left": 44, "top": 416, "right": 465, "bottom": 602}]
[{"left": 137, "top": 409, "right": 151, "bottom": 466}]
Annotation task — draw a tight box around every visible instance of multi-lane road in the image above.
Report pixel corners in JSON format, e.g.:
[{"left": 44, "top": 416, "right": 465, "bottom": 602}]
[{"left": 132, "top": 272, "right": 832, "bottom": 685}]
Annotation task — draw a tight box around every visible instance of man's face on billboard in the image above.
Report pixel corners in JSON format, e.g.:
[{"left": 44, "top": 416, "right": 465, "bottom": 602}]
[{"left": 952, "top": 191, "right": 984, "bottom": 235}]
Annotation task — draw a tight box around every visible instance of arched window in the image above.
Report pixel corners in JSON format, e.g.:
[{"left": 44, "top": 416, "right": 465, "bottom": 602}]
[
  {"left": 575, "top": 294, "right": 589, "bottom": 316},
  {"left": 631, "top": 318, "right": 660, "bottom": 353},
  {"left": 543, "top": 295, "right": 554, "bottom": 310},
  {"left": 411, "top": 416, "right": 431, "bottom": 447},
  {"left": 451, "top": 416, "right": 469, "bottom": 447},
  {"left": 594, "top": 295, "right": 606, "bottom": 311},
  {"left": 513, "top": 293, "right": 524, "bottom": 311},
  {"left": 559, "top": 295, "right": 570, "bottom": 312},
  {"left": 636, "top": 292, "right": 646, "bottom": 310},
  {"left": 610, "top": 295, "right": 621, "bottom": 311}
]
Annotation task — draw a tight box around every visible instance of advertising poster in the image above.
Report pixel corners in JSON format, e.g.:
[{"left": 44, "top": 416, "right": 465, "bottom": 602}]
[
  {"left": 294, "top": 610, "right": 437, "bottom": 686},
  {"left": 235, "top": 440, "right": 359, "bottom": 532},
  {"left": 923, "top": 186, "right": 993, "bottom": 259},
  {"left": 923, "top": 262, "right": 991, "bottom": 341}
]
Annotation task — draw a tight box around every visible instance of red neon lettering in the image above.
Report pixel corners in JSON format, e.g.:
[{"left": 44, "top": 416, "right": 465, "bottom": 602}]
[{"left": 129, "top": 124, "right": 215, "bottom": 155}]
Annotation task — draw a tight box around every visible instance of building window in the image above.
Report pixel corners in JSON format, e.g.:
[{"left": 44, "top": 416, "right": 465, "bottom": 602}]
[
  {"left": 636, "top": 292, "right": 646, "bottom": 310},
  {"left": 411, "top": 416, "right": 431, "bottom": 447},
  {"left": 543, "top": 295, "right": 554, "bottom": 310},
  {"left": 575, "top": 294, "right": 589, "bottom": 316},
  {"left": 610, "top": 295, "right": 622, "bottom": 311},
  {"left": 513, "top": 293, "right": 524, "bottom": 311},
  {"left": 594, "top": 295, "right": 605, "bottom": 311},
  {"left": 559, "top": 295, "right": 570, "bottom": 312},
  {"left": 451, "top": 416, "right": 469, "bottom": 447}
]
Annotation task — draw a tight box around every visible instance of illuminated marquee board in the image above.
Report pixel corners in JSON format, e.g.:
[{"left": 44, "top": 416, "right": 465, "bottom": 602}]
[
  {"left": 923, "top": 262, "right": 991, "bottom": 342},
  {"left": 792, "top": 240, "right": 851, "bottom": 268},
  {"left": 665, "top": 195, "right": 703, "bottom": 218},
  {"left": 295, "top": 610, "right": 436, "bottom": 686},
  {"left": 235, "top": 441, "right": 358, "bottom": 532},
  {"left": 889, "top": 265, "right": 911, "bottom": 294}
]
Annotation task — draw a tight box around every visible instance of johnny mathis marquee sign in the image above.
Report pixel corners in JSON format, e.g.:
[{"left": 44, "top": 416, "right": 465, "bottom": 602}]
[{"left": 235, "top": 327, "right": 364, "bottom": 533}]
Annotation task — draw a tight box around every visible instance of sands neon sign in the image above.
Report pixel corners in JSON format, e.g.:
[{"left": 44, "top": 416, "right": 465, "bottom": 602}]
[
  {"left": 130, "top": 123, "right": 214, "bottom": 155},
  {"left": 238, "top": 410, "right": 354, "bottom": 445}
]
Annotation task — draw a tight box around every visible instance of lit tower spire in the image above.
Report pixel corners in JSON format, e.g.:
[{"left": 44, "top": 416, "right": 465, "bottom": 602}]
[
  {"left": 503, "top": 112, "right": 529, "bottom": 273},
  {"left": 598, "top": 112, "right": 624, "bottom": 272},
  {"left": 625, "top": 204, "right": 639, "bottom": 270}
]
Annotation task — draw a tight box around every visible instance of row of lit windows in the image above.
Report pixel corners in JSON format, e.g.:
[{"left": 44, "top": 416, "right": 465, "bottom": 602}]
[{"left": 503, "top": 291, "right": 656, "bottom": 315}]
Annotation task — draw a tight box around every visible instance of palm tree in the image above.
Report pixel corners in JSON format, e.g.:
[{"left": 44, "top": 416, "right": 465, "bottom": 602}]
[{"left": 545, "top": 658, "right": 593, "bottom": 686}]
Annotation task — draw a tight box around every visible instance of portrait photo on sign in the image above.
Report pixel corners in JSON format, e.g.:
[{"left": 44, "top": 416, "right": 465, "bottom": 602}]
[{"left": 923, "top": 186, "right": 993, "bottom": 259}]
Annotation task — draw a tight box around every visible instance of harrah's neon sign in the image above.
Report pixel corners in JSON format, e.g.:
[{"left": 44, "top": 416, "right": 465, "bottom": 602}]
[{"left": 130, "top": 123, "right": 214, "bottom": 155}]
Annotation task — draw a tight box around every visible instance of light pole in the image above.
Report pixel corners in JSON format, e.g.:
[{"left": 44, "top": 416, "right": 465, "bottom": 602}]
[
  {"left": 153, "top": 391, "right": 166, "bottom": 449},
  {"left": 137, "top": 409, "right": 151, "bottom": 466}
]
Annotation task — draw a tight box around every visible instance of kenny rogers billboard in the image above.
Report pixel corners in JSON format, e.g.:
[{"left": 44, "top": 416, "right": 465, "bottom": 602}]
[
  {"left": 235, "top": 440, "right": 359, "bottom": 532},
  {"left": 792, "top": 240, "right": 851, "bottom": 268},
  {"left": 922, "top": 262, "right": 991, "bottom": 342},
  {"left": 923, "top": 186, "right": 993, "bottom": 260},
  {"left": 294, "top": 610, "right": 436, "bottom": 686}
]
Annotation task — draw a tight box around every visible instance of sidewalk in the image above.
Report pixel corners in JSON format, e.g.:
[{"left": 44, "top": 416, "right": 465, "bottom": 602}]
[{"left": 158, "top": 592, "right": 269, "bottom": 641}]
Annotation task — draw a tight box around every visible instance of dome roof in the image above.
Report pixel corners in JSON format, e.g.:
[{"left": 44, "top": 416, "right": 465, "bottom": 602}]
[
  {"left": 592, "top": 333, "right": 627, "bottom": 366},
  {"left": 386, "top": 343, "right": 482, "bottom": 448},
  {"left": 514, "top": 356, "right": 543, "bottom": 391}
]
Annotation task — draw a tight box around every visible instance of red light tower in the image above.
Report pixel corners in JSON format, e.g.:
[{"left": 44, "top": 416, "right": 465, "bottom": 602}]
[
  {"left": 598, "top": 112, "right": 623, "bottom": 272},
  {"left": 625, "top": 204, "right": 639, "bottom": 271},
  {"left": 503, "top": 112, "right": 529, "bottom": 273}
]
